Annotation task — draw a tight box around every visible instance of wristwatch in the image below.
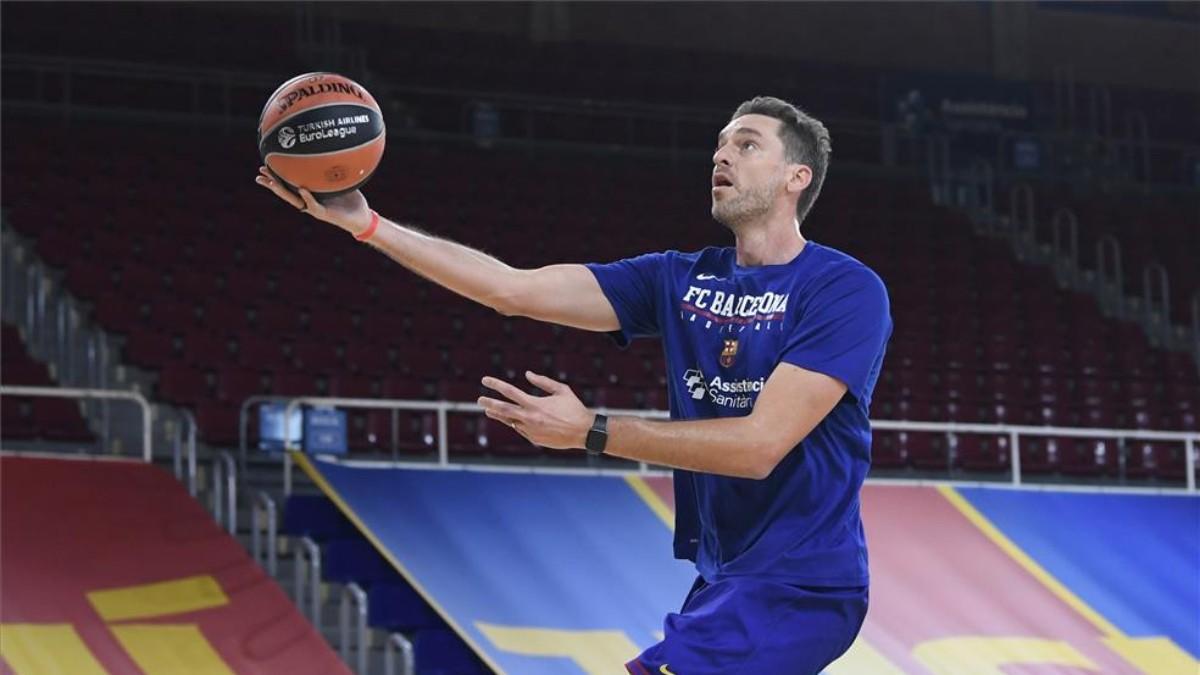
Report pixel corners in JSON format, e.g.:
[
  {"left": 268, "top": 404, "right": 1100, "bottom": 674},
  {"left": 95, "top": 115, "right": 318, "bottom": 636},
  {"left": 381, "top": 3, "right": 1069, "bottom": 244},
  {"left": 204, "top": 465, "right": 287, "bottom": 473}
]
[{"left": 585, "top": 413, "right": 609, "bottom": 455}]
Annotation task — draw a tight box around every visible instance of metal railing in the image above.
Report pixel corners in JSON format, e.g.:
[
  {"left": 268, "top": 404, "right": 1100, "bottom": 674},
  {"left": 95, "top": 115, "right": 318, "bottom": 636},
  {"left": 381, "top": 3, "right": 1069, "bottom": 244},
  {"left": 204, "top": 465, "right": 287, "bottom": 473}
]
[
  {"left": 210, "top": 451, "right": 237, "bottom": 535},
  {"left": 252, "top": 491, "right": 278, "bottom": 577},
  {"left": 1095, "top": 234, "right": 1124, "bottom": 318},
  {"left": 1192, "top": 290, "right": 1200, "bottom": 366},
  {"left": 0, "top": 386, "right": 152, "bottom": 461},
  {"left": 339, "top": 582, "right": 369, "bottom": 675},
  {"left": 294, "top": 536, "right": 322, "bottom": 627},
  {"left": 384, "top": 632, "right": 416, "bottom": 675},
  {"left": 1142, "top": 262, "right": 1171, "bottom": 344},
  {"left": 255, "top": 396, "right": 1198, "bottom": 493},
  {"left": 172, "top": 409, "right": 199, "bottom": 496},
  {"left": 871, "top": 419, "right": 1198, "bottom": 492},
  {"left": 276, "top": 397, "right": 671, "bottom": 495}
]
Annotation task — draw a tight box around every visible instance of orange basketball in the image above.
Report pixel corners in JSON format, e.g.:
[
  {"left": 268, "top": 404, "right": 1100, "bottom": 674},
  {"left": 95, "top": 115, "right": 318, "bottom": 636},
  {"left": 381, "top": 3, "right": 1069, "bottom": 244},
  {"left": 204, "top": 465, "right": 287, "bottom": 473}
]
[{"left": 257, "top": 72, "right": 386, "bottom": 196}]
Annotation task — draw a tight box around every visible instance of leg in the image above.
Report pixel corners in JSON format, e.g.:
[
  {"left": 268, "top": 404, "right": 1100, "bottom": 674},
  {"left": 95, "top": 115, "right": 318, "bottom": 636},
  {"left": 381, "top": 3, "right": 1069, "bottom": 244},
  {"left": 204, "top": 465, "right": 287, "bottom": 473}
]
[{"left": 627, "top": 578, "right": 867, "bottom": 675}]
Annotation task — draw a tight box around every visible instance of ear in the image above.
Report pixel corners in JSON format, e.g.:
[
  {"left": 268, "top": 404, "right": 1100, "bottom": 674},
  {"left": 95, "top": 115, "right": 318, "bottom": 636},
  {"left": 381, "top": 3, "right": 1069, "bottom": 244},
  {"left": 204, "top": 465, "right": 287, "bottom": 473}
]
[{"left": 786, "top": 164, "right": 813, "bottom": 195}]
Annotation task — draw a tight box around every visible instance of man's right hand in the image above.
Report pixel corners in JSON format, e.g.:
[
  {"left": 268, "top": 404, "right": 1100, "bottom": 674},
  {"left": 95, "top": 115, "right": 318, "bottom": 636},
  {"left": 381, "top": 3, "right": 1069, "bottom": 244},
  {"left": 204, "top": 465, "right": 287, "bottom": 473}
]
[{"left": 255, "top": 166, "right": 374, "bottom": 237}]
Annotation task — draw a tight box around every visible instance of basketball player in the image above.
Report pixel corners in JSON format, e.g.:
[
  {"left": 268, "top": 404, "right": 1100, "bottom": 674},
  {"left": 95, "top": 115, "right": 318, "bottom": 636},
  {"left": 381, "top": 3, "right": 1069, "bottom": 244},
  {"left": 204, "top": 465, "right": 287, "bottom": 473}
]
[{"left": 257, "top": 96, "right": 891, "bottom": 674}]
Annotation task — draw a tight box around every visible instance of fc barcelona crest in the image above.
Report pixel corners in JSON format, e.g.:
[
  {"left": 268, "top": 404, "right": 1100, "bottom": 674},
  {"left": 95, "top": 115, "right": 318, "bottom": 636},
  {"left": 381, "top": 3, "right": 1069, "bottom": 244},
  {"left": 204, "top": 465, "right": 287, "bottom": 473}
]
[{"left": 719, "top": 339, "right": 739, "bottom": 368}]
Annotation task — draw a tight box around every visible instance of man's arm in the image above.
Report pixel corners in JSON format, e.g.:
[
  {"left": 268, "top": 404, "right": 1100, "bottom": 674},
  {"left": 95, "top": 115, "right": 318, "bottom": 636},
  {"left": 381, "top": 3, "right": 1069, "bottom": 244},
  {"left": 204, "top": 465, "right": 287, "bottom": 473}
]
[
  {"left": 479, "top": 362, "right": 847, "bottom": 480},
  {"left": 254, "top": 170, "right": 619, "bottom": 332}
]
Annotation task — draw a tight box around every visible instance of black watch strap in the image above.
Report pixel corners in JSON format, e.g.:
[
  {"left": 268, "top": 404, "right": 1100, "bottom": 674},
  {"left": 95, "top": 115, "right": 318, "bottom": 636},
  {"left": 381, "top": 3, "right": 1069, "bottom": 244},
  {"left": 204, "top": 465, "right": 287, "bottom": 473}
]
[{"left": 585, "top": 413, "right": 609, "bottom": 455}]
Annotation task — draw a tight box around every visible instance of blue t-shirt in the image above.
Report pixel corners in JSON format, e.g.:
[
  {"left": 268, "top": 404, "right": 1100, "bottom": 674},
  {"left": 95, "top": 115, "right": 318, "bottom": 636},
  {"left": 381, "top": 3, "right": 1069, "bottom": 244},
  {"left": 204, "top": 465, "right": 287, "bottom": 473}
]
[{"left": 586, "top": 242, "right": 891, "bottom": 586}]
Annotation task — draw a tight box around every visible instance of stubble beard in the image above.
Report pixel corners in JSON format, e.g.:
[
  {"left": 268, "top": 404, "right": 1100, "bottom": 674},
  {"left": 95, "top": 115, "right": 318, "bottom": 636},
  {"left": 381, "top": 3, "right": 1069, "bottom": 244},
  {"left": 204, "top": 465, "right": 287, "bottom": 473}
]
[{"left": 711, "top": 179, "right": 780, "bottom": 230}]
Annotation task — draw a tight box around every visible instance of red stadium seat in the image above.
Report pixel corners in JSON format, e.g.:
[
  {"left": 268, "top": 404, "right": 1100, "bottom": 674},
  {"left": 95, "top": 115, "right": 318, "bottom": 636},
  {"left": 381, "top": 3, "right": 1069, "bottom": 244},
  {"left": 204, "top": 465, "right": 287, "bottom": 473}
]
[
  {"left": 214, "top": 367, "right": 267, "bottom": 404},
  {"left": 328, "top": 374, "right": 376, "bottom": 398},
  {"left": 869, "top": 430, "right": 908, "bottom": 469},
  {"left": 954, "top": 434, "right": 1011, "bottom": 473},
  {"left": 253, "top": 304, "right": 304, "bottom": 337},
  {"left": 1125, "top": 440, "right": 1185, "bottom": 481},
  {"left": 92, "top": 293, "right": 145, "bottom": 335},
  {"left": 1, "top": 397, "right": 37, "bottom": 439},
  {"left": 195, "top": 403, "right": 241, "bottom": 446},
  {"left": 234, "top": 335, "right": 288, "bottom": 371},
  {"left": 482, "top": 416, "right": 541, "bottom": 457},
  {"left": 907, "top": 432, "right": 949, "bottom": 471},
  {"left": 344, "top": 342, "right": 395, "bottom": 375},
  {"left": 156, "top": 364, "right": 210, "bottom": 407},
  {"left": 1019, "top": 437, "right": 1065, "bottom": 474},
  {"left": 447, "top": 414, "right": 487, "bottom": 457},
  {"left": 290, "top": 340, "right": 343, "bottom": 373},
  {"left": 33, "top": 398, "right": 96, "bottom": 443},
  {"left": 271, "top": 372, "right": 321, "bottom": 397},
  {"left": 181, "top": 332, "right": 231, "bottom": 367},
  {"left": 122, "top": 331, "right": 178, "bottom": 371},
  {"left": 1059, "top": 438, "right": 1118, "bottom": 477}
]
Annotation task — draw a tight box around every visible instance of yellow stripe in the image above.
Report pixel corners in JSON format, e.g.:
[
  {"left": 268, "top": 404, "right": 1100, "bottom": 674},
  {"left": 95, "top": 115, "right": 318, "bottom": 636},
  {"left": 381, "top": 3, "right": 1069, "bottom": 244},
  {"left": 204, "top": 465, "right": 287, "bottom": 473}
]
[
  {"left": 0, "top": 623, "right": 109, "bottom": 675},
  {"left": 937, "top": 485, "right": 1123, "bottom": 637},
  {"left": 86, "top": 575, "right": 228, "bottom": 622},
  {"left": 109, "top": 624, "right": 234, "bottom": 675},
  {"left": 292, "top": 452, "right": 508, "bottom": 675},
  {"left": 624, "top": 475, "right": 674, "bottom": 530}
]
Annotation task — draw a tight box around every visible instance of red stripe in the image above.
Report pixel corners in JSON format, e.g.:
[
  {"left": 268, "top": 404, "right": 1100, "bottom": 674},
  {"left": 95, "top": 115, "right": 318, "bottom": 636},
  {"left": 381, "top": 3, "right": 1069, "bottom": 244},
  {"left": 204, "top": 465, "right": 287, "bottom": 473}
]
[{"left": 625, "top": 658, "right": 652, "bottom": 675}]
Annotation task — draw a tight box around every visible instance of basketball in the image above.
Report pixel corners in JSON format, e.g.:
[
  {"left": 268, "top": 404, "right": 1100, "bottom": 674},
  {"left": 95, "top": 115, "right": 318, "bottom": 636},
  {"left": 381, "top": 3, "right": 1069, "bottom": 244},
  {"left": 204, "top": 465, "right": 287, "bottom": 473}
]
[{"left": 257, "top": 72, "right": 386, "bottom": 196}]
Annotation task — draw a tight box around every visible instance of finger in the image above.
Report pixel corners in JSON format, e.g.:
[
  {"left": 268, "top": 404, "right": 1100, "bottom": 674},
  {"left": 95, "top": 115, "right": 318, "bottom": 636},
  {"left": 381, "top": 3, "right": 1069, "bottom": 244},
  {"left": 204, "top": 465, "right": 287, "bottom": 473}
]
[
  {"left": 255, "top": 172, "right": 306, "bottom": 210},
  {"left": 478, "top": 396, "right": 527, "bottom": 421},
  {"left": 480, "top": 377, "right": 534, "bottom": 406},
  {"left": 525, "top": 370, "right": 568, "bottom": 395},
  {"left": 297, "top": 187, "right": 323, "bottom": 213},
  {"left": 481, "top": 407, "right": 518, "bottom": 427}
]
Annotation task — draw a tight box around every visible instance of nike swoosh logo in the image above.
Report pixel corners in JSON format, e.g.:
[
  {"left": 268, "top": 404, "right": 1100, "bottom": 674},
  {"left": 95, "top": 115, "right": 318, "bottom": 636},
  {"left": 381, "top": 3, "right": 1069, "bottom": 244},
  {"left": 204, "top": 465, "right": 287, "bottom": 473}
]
[
  {"left": 696, "top": 274, "right": 724, "bottom": 281},
  {"left": 659, "top": 666, "right": 676, "bottom": 675}
]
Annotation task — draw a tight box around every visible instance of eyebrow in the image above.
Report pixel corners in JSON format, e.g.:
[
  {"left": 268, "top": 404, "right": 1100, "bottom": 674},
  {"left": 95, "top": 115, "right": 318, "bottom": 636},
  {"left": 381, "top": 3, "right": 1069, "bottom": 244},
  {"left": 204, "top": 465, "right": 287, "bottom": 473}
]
[{"left": 715, "top": 127, "right": 764, "bottom": 145}]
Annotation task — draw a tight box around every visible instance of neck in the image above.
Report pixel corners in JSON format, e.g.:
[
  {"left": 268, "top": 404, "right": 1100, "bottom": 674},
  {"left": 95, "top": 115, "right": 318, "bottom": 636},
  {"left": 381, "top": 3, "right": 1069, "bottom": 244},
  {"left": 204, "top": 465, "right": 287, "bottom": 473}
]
[{"left": 733, "top": 209, "right": 807, "bottom": 267}]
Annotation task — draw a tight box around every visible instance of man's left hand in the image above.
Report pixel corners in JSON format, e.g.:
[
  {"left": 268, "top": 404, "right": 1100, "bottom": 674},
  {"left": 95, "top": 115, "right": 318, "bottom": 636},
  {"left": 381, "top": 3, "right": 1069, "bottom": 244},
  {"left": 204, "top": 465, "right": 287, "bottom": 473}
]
[{"left": 478, "top": 372, "right": 593, "bottom": 450}]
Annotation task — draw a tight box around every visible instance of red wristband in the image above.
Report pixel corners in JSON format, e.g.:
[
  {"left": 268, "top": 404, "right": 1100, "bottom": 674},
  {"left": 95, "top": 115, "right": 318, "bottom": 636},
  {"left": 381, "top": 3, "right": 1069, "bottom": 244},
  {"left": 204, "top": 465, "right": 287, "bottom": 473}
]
[{"left": 354, "top": 210, "right": 380, "bottom": 241}]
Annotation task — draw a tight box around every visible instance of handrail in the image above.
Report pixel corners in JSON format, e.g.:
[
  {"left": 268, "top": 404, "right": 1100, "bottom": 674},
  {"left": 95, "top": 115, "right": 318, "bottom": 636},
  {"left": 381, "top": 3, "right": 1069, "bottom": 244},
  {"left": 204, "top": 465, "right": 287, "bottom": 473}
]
[
  {"left": 252, "top": 491, "right": 278, "bottom": 577},
  {"left": 921, "top": 133, "right": 950, "bottom": 201},
  {"left": 1095, "top": 234, "right": 1124, "bottom": 318},
  {"left": 1124, "top": 111, "right": 1151, "bottom": 184},
  {"left": 295, "top": 536, "right": 322, "bottom": 626},
  {"left": 1191, "top": 290, "right": 1200, "bottom": 365},
  {"left": 1051, "top": 208, "right": 1080, "bottom": 286},
  {"left": 1054, "top": 64, "right": 1076, "bottom": 134},
  {"left": 171, "top": 409, "right": 198, "bottom": 496},
  {"left": 385, "top": 632, "right": 416, "bottom": 675},
  {"left": 239, "top": 394, "right": 293, "bottom": 491},
  {"left": 0, "top": 386, "right": 151, "bottom": 461},
  {"left": 277, "top": 396, "right": 671, "bottom": 495},
  {"left": 969, "top": 159, "right": 995, "bottom": 217},
  {"left": 1142, "top": 262, "right": 1171, "bottom": 342},
  {"left": 265, "top": 395, "right": 1199, "bottom": 493},
  {"left": 1008, "top": 183, "right": 1036, "bottom": 245},
  {"left": 339, "top": 582, "right": 369, "bottom": 675},
  {"left": 1088, "top": 84, "right": 1112, "bottom": 140},
  {"left": 211, "top": 451, "right": 237, "bottom": 535}
]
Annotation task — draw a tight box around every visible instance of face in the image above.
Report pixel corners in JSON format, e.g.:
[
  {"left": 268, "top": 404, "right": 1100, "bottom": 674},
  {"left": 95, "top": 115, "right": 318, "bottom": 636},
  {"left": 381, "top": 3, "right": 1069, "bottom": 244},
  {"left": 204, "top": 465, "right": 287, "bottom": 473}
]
[{"left": 710, "top": 114, "right": 796, "bottom": 228}]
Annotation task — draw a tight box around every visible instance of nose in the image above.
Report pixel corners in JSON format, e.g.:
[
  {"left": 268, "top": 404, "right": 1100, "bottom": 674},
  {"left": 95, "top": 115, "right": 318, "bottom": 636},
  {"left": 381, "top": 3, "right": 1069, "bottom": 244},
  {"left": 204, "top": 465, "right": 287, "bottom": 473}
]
[{"left": 712, "top": 143, "right": 733, "bottom": 167}]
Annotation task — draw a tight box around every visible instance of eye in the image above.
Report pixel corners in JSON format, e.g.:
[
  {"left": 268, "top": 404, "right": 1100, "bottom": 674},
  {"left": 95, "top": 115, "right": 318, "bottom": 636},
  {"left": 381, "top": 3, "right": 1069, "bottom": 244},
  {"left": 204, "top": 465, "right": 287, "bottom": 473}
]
[{"left": 742, "top": 141, "right": 757, "bottom": 151}]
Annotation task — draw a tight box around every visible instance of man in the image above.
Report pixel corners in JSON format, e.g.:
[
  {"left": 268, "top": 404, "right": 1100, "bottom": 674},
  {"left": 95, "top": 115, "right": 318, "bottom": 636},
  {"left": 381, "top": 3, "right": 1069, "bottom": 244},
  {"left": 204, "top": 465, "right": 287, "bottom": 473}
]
[{"left": 257, "top": 95, "right": 891, "bottom": 674}]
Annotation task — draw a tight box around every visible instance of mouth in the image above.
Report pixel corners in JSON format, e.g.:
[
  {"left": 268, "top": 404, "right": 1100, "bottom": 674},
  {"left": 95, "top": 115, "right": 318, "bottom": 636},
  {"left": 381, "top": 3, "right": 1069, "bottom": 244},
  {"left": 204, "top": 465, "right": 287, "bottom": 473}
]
[{"left": 712, "top": 174, "right": 734, "bottom": 189}]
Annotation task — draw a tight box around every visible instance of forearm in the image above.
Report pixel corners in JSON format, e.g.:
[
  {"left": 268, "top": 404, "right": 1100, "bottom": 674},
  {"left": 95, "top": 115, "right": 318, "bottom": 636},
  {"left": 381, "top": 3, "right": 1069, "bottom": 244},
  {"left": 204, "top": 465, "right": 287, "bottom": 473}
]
[
  {"left": 363, "top": 214, "right": 523, "bottom": 313},
  {"left": 604, "top": 415, "right": 782, "bottom": 480}
]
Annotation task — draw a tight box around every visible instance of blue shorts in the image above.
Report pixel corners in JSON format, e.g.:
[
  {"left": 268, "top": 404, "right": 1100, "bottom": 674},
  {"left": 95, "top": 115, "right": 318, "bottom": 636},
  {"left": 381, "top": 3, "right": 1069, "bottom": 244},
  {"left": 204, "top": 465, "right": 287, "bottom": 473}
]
[{"left": 626, "top": 575, "right": 867, "bottom": 675}]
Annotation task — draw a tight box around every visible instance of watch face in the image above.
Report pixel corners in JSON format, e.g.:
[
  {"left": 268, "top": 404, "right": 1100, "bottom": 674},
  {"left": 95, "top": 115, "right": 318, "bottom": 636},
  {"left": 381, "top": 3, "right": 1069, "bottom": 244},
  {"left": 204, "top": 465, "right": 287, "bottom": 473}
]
[{"left": 586, "top": 429, "right": 607, "bottom": 455}]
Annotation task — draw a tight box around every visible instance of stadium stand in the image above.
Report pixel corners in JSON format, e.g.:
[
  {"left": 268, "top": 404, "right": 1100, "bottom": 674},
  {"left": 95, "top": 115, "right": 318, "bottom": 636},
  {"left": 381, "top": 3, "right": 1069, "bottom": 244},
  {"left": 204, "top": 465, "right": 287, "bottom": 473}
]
[
  {"left": 1, "top": 322, "right": 95, "bottom": 443},
  {"left": 2, "top": 117, "right": 1197, "bottom": 480}
]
